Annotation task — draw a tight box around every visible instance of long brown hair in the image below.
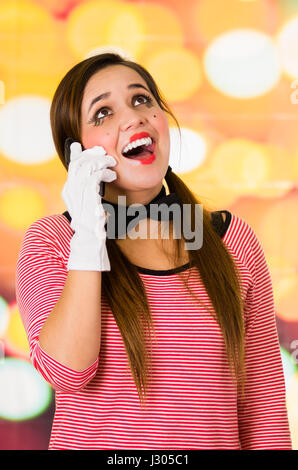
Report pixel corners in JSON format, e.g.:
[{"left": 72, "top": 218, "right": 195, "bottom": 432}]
[{"left": 50, "top": 53, "right": 246, "bottom": 407}]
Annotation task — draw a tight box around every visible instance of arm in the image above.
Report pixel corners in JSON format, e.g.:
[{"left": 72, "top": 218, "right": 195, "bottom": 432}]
[
  {"left": 16, "top": 144, "right": 117, "bottom": 392},
  {"left": 237, "top": 224, "right": 292, "bottom": 449},
  {"left": 15, "top": 219, "right": 100, "bottom": 393}
]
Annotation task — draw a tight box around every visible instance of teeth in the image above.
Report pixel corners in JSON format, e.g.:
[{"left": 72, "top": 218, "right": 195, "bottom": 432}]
[{"left": 122, "top": 137, "right": 152, "bottom": 154}]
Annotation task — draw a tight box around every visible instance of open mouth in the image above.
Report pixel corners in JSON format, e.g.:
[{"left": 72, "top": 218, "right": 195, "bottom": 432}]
[{"left": 122, "top": 137, "right": 155, "bottom": 160}]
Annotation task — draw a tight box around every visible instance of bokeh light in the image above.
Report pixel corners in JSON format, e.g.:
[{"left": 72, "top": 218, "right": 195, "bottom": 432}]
[
  {"left": 277, "top": 15, "right": 298, "bottom": 80},
  {"left": 0, "top": 96, "right": 55, "bottom": 163},
  {"left": 67, "top": 0, "right": 145, "bottom": 59},
  {"left": 5, "top": 303, "right": 29, "bottom": 356},
  {"left": 0, "top": 81, "right": 4, "bottom": 105},
  {"left": 0, "top": 296, "right": 9, "bottom": 337},
  {"left": 204, "top": 29, "right": 281, "bottom": 99},
  {"left": 281, "top": 346, "right": 297, "bottom": 388},
  {"left": 208, "top": 138, "right": 270, "bottom": 194},
  {"left": 0, "top": 0, "right": 57, "bottom": 74},
  {"left": 267, "top": 255, "right": 298, "bottom": 306},
  {"left": 0, "top": 184, "right": 46, "bottom": 231},
  {"left": 169, "top": 127, "right": 207, "bottom": 174},
  {"left": 133, "top": 2, "right": 183, "bottom": 60},
  {"left": 193, "top": 0, "right": 279, "bottom": 44},
  {"left": 260, "top": 191, "right": 298, "bottom": 267},
  {"left": 144, "top": 48, "right": 203, "bottom": 102},
  {"left": 0, "top": 357, "right": 52, "bottom": 421},
  {"left": 258, "top": 191, "right": 298, "bottom": 322},
  {"left": 0, "top": 17, "right": 78, "bottom": 101}
]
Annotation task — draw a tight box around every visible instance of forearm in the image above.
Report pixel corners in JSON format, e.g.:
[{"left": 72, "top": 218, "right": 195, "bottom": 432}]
[{"left": 39, "top": 269, "right": 102, "bottom": 371}]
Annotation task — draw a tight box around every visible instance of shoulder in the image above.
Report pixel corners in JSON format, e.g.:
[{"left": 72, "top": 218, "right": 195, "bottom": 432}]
[
  {"left": 211, "top": 209, "right": 256, "bottom": 243},
  {"left": 18, "top": 214, "right": 72, "bottom": 259},
  {"left": 215, "top": 210, "right": 266, "bottom": 277},
  {"left": 220, "top": 211, "right": 259, "bottom": 249},
  {"left": 23, "top": 213, "right": 72, "bottom": 241}
]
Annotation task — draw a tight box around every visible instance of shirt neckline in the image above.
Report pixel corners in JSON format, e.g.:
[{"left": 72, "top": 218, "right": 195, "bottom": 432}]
[
  {"left": 133, "top": 210, "right": 232, "bottom": 276},
  {"left": 134, "top": 262, "right": 192, "bottom": 276}
]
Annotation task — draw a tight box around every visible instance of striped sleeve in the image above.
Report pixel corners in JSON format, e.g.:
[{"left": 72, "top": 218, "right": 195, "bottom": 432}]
[
  {"left": 236, "top": 220, "right": 292, "bottom": 449},
  {"left": 15, "top": 217, "right": 99, "bottom": 393}
]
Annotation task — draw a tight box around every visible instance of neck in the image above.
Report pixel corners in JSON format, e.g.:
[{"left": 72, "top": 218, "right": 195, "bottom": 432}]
[{"left": 102, "top": 183, "right": 164, "bottom": 206}]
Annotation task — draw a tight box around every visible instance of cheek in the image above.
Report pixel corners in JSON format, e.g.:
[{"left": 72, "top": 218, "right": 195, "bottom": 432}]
[
  {"left": 81, "top": 127, "right": 114, "bottom": 152},
  {"left": 154, "top": 112, "right": 169, "bottom": 133},
  {"left": 154, "top": 113, "right": 170, "bottom": 148}
]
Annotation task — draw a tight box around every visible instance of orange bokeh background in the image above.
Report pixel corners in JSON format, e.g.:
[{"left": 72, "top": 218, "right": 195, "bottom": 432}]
[{"left": 0, "top": 0, "right": 297, "bottom": 449}]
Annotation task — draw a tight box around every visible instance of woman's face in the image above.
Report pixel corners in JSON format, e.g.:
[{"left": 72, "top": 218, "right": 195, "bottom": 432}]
[{"left": 80, "top": 64, "right": 170, "bottom": 202}]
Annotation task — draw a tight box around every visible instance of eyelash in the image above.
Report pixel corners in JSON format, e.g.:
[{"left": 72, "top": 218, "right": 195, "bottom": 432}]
[{"left": 89, "top": 94, "right": 153, "bottom": 126}]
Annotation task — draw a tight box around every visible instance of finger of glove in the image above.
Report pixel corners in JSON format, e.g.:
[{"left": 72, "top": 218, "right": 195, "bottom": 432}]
[
  {"left": 62, "top": 167, "right": 116, "bottom": 223},
  {"left": 72, "top": 159, "right": 117, "bottom": 185},
  {"left": 88, "top": 168, "right": 117, "bottom": 202},
  {"left": 83, "top": 146, "right": 107, "bottom": 158},
  {"left": 69, "top": 151, "right": 117, "bottom": 177},
  {"left": 69, "top": 143, "right": 107, "bottom": 165},
  {"left": 69, "top": 142, "right": 82, "bottom": 162},
  {"left": 78, "top": 173, "right": 107, "bottom": 224},
  {"left": 99, "top": 168, "right": 117, "bottom": 183}
]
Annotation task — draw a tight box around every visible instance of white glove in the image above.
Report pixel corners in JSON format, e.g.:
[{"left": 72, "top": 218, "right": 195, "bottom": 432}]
[{"left": 61, "top": 142, "right": 117, "bottom": 272}]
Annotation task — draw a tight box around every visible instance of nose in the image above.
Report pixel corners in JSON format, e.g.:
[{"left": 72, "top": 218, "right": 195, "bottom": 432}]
[{"left": 119, "top": 108, "right": 148, "bottom": 132}]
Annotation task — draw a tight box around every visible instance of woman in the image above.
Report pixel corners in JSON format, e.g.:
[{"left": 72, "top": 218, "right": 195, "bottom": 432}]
[{"left": 15, "top": 53, "right": 292, "bottom": 450}]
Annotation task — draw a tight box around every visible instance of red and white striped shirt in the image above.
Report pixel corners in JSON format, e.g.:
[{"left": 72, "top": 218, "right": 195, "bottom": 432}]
[{"left": 15, "top": 210, "right": 292, "bottom": 449}]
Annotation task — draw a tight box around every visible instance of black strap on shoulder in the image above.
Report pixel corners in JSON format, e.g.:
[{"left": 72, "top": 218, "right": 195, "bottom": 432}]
[
  {"left": 211, "top": 210, "right": 231, "bottom": 239},
  {"left": 62, "top": 210, "right": 71, "bottom": 222}
]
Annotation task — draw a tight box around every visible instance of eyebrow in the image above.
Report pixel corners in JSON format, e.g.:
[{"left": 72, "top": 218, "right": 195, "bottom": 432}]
[{"left": 87, "top": 83, "right": 150, "bottom": 113}]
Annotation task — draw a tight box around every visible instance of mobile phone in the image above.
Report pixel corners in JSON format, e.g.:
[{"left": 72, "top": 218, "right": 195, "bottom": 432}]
[{"left": 64, "top": 137, "right": 105, "bottom": 197}]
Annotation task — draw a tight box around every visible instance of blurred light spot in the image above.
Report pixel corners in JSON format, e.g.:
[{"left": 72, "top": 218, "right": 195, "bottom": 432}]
[
  {"left": 193, "top": 0, "right": 278, "bottom": 43},
  {"left": 294, "top": 147, "right": 298, "bottom": 180},
  {"left": 0, "top": 96, "right": 55, "bottom": 163},
  {"left": 281, "top": 346, "right": 297, "bottom": 388},
  {"left": 67, "top": 0, "right": 145, "bottom": 59},
  {"left": 0, "top": 0, "right": 56, "bottom": 74},
  {"left": 133, "top": 3, "right": 183, "bottom": 59},
  {"left": 210, "top": 138, "right": 270, "bottom": 193},
  {"left": 260, "top": 195, "right": 298, "bottom": 259},
  {"left": 105, "top": 5, "right": 145, "bottom": 59},
  {"left": 0, "top": 341, "right": 4, "bottom": 364},
  {"left": 169, "top": 127, "right": 207, "bottom": 174},
  {"left": 145, "top": 48, "right": 202, "bottom": 102},
  {"left": 267, "top": 255, "right": 297, "bottom": 304},
  {"left": 6, "top": 303, "right": 29, "bottom": 355},
  {"left": 254, "top": 144, "right": 294, "bottom": 198},
  {"left": 275, "top": 276, "right": 298, "bottom": 304},
  {"left": 204, "top": 29, "right": 281, "bottom": 98},
  {"left": 0, "top": 81, "right": 4, "bottom": 104},
  {"left": 0, "top": 185, "right": 45, "bottom": 230},
  {"left": 0, "top": 296, "right": 9, "bottom": 337},
  {"left": 277, "top": 16, "right": 298, "bottom": 79},
  {"left": 0, "top": 357, "right": 51, "bottom": 421}
]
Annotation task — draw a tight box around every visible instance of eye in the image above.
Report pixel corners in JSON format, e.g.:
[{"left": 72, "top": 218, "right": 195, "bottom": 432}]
[
  {"left": 134, "top": 93, "right": 153, "bottom": 106},
  {"left": 91, "top": 107, "right": 112, "bottom": 126}
]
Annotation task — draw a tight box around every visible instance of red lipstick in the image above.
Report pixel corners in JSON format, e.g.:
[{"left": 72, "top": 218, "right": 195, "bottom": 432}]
[
  {"left": 139, "top": 153, "right": 155, "bottom": 165},
  {"left": 129, "top": 132, "right": 151, "bottom": 143}
]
